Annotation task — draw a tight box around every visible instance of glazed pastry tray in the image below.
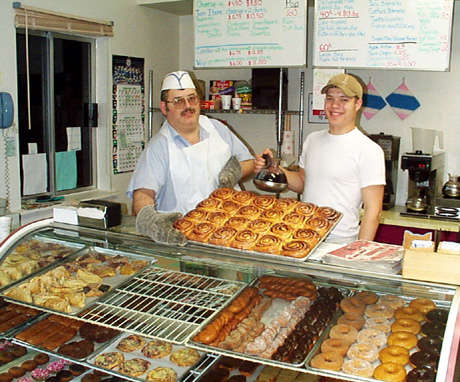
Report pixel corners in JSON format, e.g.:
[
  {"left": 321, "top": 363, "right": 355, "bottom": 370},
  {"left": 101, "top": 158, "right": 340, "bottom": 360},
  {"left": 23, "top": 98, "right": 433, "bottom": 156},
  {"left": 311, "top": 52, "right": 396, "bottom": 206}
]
[
  {"left": 76, "top": 268, "right": 246, "bottom": 344},
  {"left": 87, "top": 332, "right": 205, "bottom": 382},
  {"left": 1, "top": 247, "right": 155, "bottom": 316},
  {"left": 187, "top": 214, "right": 342, "bottom": 264}
]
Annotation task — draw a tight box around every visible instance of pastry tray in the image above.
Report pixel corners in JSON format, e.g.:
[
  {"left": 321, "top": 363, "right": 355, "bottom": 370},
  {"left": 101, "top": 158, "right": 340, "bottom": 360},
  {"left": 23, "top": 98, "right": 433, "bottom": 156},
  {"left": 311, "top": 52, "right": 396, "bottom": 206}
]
[
  {"left": 77, "top": 268, "right": 246, "bottom": 344},
  {"left": 87, "top": 332, "right": 205, "bottom": 382},
  {"left": 1, "top": 247, "right": 155, "bottom": 316},
  {"left": 11, "top": 312, "right": 122, "bottom": 362},
  {"left": 0, "top": 236, "right": 86, "bottom": 293},
  {"left": 303, "top": 292, "right": 449, "bottom": 381},
  {"left": 187, "top": 214, "right": 342, "bottom": 263},
  {"left": 0, "top": 303, "right": 46, "bottom": 338}
]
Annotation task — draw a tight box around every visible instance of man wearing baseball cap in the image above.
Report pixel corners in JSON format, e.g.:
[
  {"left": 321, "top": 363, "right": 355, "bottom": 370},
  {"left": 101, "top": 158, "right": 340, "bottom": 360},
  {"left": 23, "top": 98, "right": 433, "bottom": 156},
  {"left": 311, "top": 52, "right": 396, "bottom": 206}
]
[
  {"left": 254, "top": 73, "right": 385, "bottom": 243},
  {"left": 128, "top": 70, "right": 254, "bottom": 245}
]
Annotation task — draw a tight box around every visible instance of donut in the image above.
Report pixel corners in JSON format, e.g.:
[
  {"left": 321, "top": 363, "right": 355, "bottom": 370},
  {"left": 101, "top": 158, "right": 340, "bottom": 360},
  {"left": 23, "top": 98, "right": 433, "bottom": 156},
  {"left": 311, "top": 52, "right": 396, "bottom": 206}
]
[
  {"left": 342, "top": 358, "right": 374, "bottom": 378},
  {"left": 417, "top": 335, "right": 443, "bottom": 356},
  {"left": 365, "top": 317, "right": 392, "bottom": 333},
  {"left": 406, "top": 366, "right": 436, "bottom": 382},
  {"left": 0, "top": 373, "right": 12, "bottom": 382},
  {"left": 426, "top": 308, "right": 448, "bottom": 324},
  {"left": 346, "top": 342, "right": 379, "bottom": 362},
  {"left": 391, "top": 318, "right": 421, "bottom": 335},
  {"left": 8, "top": 367, "right": 25, "bottom": 378},
  {"left": 329, "top": 324, "right": 358, "bottom": 344},
  {"left": 33, "top": 353, "right": 49, "bottom": 365},
  {"left": 373, "top": 362, "right": 406, "bottom": 382},
  {"left": 357, "top": 328, "right": 387, "bottom": 348},
  {"left": 321, "top": 338, "right": 350, "bottom": 356},
  {"left": 388, "top": 332, "right": 418, "bottom": 350},
  {"left": 21, "top": 361, "right": 38, "bottom": 371},
  {"left": 394, "top": 306, "right": 424, "bottom": 322},
  {"left": 409, "top": 298, "right": 436, "bottom": 314},
  {"left": 421, "top": 321, "right": 445, "bottom": 337},
  {"left": 365, "top": 303, "right": 394, "bottom": 319},
  {"left": 379, "top": 345, "right": 410, "bottom": 365},
  {"left": 310, "top": 351, "right": 343, "bottom": 371},
  {"left": 337, "top": 312, "right": 365, "bottom": 330},
  {"left": 354, "top": 291, "right": 378, "bottom": 305},
  {"left": 409, "top": 351, "right": 439, "bottom": 370},
  {"left": 340, "top": 296, "right": 365, "bottom": 315},
  {"left": 379, "top": 295, "right": 405, "bottom": 310}
]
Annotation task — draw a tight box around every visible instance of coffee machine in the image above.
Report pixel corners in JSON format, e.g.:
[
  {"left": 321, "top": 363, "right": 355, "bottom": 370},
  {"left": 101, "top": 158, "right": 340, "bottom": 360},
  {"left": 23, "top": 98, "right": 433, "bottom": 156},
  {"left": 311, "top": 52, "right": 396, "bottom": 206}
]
[
  {"left": 400, "top": 152, "right": 445, "bottom": 217},
  {"left": 369, "top": 133, "right": 400, "bottom": 210}
]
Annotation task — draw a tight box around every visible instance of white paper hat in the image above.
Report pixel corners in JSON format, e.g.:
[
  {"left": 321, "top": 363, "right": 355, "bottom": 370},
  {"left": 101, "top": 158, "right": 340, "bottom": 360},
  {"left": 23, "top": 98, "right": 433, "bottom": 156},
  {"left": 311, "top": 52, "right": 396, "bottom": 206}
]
[{"left": 161, "top": 71, "right": 196, "bottom": 91}]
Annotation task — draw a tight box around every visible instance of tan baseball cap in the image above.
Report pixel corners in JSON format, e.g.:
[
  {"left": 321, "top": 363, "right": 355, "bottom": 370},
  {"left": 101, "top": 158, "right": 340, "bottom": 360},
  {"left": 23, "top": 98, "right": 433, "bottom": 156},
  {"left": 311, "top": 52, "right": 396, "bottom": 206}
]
[
  {"left": 321, "top": 73, "right": 363, "bottom": 99},
  {"left": 161, "top": 71, "right": 196, "bottom": 91}
]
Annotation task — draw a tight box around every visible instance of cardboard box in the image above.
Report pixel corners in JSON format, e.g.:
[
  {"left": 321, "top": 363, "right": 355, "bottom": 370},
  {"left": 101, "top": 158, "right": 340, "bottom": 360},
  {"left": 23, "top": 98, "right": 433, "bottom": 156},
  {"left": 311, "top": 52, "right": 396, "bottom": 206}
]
[
  {"left": 209, "top": 80, "right": 235, "bottom": 100},
  {"left": 402, "top": 249, "right": 460, "bottom": 285}
]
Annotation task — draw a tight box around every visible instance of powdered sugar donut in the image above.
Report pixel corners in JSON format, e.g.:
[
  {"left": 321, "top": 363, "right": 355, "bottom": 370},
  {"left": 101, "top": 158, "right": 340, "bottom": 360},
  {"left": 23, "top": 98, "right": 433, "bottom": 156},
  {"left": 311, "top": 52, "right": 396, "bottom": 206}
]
[{"left": 357, "top": 328, "right": 387, "bottom": 348}]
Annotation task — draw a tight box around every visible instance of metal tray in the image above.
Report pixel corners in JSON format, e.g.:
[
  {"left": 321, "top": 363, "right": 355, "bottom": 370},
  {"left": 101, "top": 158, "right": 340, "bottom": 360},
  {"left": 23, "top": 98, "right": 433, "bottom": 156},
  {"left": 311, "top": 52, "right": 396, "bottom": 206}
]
[
  {"left": 12, "top": 313, "right": 122, "bottom": 362},
  {"left": 77, "top": 268, "right": 246, "bottom": 344},
  {"left": 87, "top": 332, "right": 205, "bottom": 382},
  {"left": 1, "top": 247, "right": 155, "bottom": 316},
  {"left": 0, "top": 302, "right": 45, "bottom": 338},
  {"left": 187, "top": 213, "right": 342, "bottom": 263}
]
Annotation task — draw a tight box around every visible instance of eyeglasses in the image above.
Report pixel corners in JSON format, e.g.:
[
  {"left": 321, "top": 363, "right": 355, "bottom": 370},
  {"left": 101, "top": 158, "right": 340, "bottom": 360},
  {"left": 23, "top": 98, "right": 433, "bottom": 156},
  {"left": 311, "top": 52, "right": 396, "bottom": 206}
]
[{"left": 165, "top": 94, "right": 199, "bottom": 108}]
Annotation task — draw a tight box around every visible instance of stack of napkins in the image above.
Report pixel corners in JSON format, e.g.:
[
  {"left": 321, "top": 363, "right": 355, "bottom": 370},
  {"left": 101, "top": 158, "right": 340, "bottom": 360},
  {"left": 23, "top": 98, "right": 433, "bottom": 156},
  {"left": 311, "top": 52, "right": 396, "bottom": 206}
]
[{"left": 322, "top": 240, "right": 404, "bottom": 274}]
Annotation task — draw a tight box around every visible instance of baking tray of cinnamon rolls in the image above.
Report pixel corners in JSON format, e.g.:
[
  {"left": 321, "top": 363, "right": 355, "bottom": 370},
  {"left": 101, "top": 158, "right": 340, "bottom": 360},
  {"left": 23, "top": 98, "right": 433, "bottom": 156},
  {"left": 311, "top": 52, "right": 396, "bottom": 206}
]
[
  {"left": 187, "top": 274, "right": 347, "bottom": 371},
  {"left": 174, "top": 188, "right": 342, "bottom": 262}
]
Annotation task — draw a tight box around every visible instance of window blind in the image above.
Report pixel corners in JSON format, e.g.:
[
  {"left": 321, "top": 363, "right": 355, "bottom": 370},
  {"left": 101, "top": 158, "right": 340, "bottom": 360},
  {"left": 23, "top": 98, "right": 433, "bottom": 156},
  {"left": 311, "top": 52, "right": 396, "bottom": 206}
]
[{"left": 14, "top": 4, "right": 114, "bottom": 37}]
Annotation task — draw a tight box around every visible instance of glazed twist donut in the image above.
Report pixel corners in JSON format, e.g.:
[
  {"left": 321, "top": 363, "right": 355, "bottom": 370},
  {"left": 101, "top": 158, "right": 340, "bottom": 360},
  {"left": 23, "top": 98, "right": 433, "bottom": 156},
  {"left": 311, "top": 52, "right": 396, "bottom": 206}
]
[
  {"left": 269, "top": 222, "right": 293, "bottom": 240},
  {"left": 173, "top": 218, "right": 194, "bottom": 235},
  {"left": 254, "top": 234, "right": 282, "bottom": 254},
  {"left": 305, "top": 216, "right": 330, "bottom": 235},
  {"left": 235, "top": 205, "right": 261, "bottom": 218},
  {"left": 317, "top": 206, "right": 341, "bottom": 222},
  {"left": 282, "top": 213, "right": 306, "bottom": 228},
  {"left": 210, "top": 187, "right": 236, "bottom": 200},
  {"left": 207, "top": 211, "right": 228, "bottom": 225},
  {"left": 231, "top": 229, "right": 259, "bottom": 250},
  {"left": 281, "top": 240, "right": 311, "bottom": 258},
  {"left": 224, "top": 216, "right": 250, "bottom": 229},
  {"left": 259, "top": 209, "right": 285, "bottom": 222},
  {"left": 184, "top": 208, "right": 208, "bottom": 222},
  {"left": 247, "top": 219, "right": 272, "bottom": 233},
  {"left": 253, "top": 195, "right": 277, "bottom": 209},
  {"left": 231, "top": 190, "right": 255, "bottom": 205},
  {"left": 196, "top": 198, "right": 221, "bottom": 211},
  {"left": 208, "top": 226, "right": 238, "bottom": 246},
  {"left": 294, "top": 202, "right": 318, "bottom": 216}
]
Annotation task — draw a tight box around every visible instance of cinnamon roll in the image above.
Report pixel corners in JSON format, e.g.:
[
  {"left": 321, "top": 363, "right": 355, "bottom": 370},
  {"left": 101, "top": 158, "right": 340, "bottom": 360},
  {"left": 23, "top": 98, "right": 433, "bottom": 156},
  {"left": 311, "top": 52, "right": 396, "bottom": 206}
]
[
  {"left": 259, "top": 209, "right": 285, "bottom": 222},
  {"left": 231, "top": 190, "right": 256, "bottom": 205},
  {"left": 235, "top": 205, "right": 262, "bottom": 219},
  {"left": 254, "top": 234, "right": 282, "bottom": 254},
  {"left": 184, "top": 208, "right": 208, "bottom": 222},
  {"left": 208, "top": 226, "right": 238, "bottom": 246},
  {"left": 282, "top": 212, "right": 306, "bottom": 228},
  {"left": 224, "top": 216, "right": 250, "bottom": 229},
  {"left": 317, "top": 206, "right": 341, "bottom": 222},
  {"left": 231, "top": 229, "right": 259, "bottom": 250},
  {"left": 173, "top": 218, "right": 194, "bottom": 235},
  {"left": 196, "top": 198, "right": 221, "bottom": 211},
  {"left": 221, "top": 200, "right": 241, "bottom": 215},
  {"left": 247, "top": 219, "right": 272, "bottom": 234},
  {"left": 253, "top": 195, "right": 277, "bottom": 210},
  {"left": 294, "top": 202, "right": 318, "bottom": 216},
  {"left": 275, "top": 198, "right": 299, "bottom": 213},
  {"left": 293, "top": 228, "right": 321, "bottom": 246},
  {"left": 305, "top": 216, "right": 330, "bottom": 235},
  {"left": 188, "top": 222, "right": 216, "bottom": 242},
  {"left": 207, "top": 211, "right": 228, "bottom": 226},
  {"left": 281, "top": 240, "right": 311, "bottom": 258},
  {"left": 210, "top": 187, "right": 236, "bottom": 200},
  {"left": 269, "top": 222, "right": 293, "bottom": 240}
]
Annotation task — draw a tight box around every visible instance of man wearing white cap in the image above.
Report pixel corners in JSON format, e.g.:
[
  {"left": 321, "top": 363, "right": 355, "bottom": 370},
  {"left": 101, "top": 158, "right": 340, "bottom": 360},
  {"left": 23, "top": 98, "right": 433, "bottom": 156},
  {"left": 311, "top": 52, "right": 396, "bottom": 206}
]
[
  {"left": 128, "top": 71, "right": 254, "bottom": 245},
  {"left": 254, "top": 73, "right": 385, "bottom": 244}
]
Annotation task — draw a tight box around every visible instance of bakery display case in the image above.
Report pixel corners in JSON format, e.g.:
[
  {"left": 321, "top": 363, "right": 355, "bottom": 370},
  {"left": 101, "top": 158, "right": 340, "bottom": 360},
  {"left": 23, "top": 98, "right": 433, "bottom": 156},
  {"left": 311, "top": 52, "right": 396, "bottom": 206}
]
[{"left": 0, "top": 220, "right": 458, "bottom": 382}]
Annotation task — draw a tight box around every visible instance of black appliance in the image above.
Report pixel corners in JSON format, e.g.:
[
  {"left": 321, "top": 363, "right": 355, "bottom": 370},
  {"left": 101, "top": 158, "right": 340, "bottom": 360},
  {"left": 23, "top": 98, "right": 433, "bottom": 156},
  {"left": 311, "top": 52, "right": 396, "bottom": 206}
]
[{"left": 251, "top": 68, "right": 287, "bottom": 110}]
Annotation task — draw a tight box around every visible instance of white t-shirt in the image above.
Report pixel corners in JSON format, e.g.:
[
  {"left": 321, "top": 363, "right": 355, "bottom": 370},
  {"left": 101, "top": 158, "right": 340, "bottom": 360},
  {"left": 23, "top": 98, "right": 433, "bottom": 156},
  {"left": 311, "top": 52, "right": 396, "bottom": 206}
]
[{"left": 299, "top": 128, "right": 385, "bottom": 243}]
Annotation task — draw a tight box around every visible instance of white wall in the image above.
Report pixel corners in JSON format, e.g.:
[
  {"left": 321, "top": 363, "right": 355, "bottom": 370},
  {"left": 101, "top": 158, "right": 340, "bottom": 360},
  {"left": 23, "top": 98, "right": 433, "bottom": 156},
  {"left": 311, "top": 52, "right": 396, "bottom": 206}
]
[
  {"left": 179, "top": 4, "right": 460, "bottom": 205},
  {"left": 0, "top": 0, "right": 180, "bottom": 211}
]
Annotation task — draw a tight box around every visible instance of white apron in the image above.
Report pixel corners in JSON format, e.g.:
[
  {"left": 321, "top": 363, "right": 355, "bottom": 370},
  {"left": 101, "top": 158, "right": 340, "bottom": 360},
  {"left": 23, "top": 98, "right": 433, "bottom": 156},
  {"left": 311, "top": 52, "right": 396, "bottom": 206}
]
[{"left": 160, "top": 115, "right": 231, "bottom": 214}]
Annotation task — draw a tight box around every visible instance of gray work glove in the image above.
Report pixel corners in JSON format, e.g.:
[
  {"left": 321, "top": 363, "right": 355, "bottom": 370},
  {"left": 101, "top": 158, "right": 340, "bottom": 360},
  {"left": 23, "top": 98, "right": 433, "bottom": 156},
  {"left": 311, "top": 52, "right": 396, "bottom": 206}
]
[
  {"left": 218, "top": 156, "right": 242, "bottom": 188},
  {"left": 136, "top": 205, "right": 187, "bottom": 246}
]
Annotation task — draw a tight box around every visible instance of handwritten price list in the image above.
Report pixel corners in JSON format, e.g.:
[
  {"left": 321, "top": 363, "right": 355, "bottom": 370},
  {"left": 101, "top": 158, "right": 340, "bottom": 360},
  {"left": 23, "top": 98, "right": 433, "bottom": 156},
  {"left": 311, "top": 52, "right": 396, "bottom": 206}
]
[
  {"left": 194, "top": 0, "right": 307, "bottom": 67},
  {"left": 313, "top": 0, "right": 453, "bottom": 71}
]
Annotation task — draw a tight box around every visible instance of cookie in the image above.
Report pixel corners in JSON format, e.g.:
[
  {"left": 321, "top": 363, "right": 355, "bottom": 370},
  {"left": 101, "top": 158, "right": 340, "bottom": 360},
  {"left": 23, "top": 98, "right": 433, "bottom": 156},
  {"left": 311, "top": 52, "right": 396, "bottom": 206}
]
[
  {"left": 146, "top": 367, "right": 177, "bottom": 382},
  {"left": 142, "top": 340, "right": 172, "bottom": 359},
  {"left": 116, "top": 335, "right": 146, "bottom": 352},
  {"left": 93, "top": 352, "right": 124, "bottom": 370},
  {"left": 119, "top": 358, "right": 150, "bottom": 377},
  {"left": 169, "top": 347, "right": 200, "bottom": 367}
]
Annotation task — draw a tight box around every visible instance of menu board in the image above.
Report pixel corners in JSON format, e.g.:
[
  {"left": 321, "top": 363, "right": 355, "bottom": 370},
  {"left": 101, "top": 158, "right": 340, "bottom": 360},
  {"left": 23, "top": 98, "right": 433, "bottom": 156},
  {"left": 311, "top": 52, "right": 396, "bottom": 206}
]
[
  {"left": 194, "top": 0, "right": 307, "bottom": 68},
  {"left": 313, "top": 0, "right": 454, "bottom": 71}
]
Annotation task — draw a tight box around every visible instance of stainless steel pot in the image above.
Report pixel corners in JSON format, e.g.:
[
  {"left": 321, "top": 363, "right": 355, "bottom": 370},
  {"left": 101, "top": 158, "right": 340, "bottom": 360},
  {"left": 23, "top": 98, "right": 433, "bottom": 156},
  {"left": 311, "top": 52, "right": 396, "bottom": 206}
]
[{"left": 442, "top": 174, "right": 460, "bottom": 199}]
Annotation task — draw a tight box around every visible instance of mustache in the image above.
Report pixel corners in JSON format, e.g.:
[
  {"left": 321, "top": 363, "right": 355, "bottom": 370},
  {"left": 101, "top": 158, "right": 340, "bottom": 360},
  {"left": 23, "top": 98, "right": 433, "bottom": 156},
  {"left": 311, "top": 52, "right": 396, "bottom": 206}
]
[{"left": 181, "top": 108, "right": 195, "bottom": 115}]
